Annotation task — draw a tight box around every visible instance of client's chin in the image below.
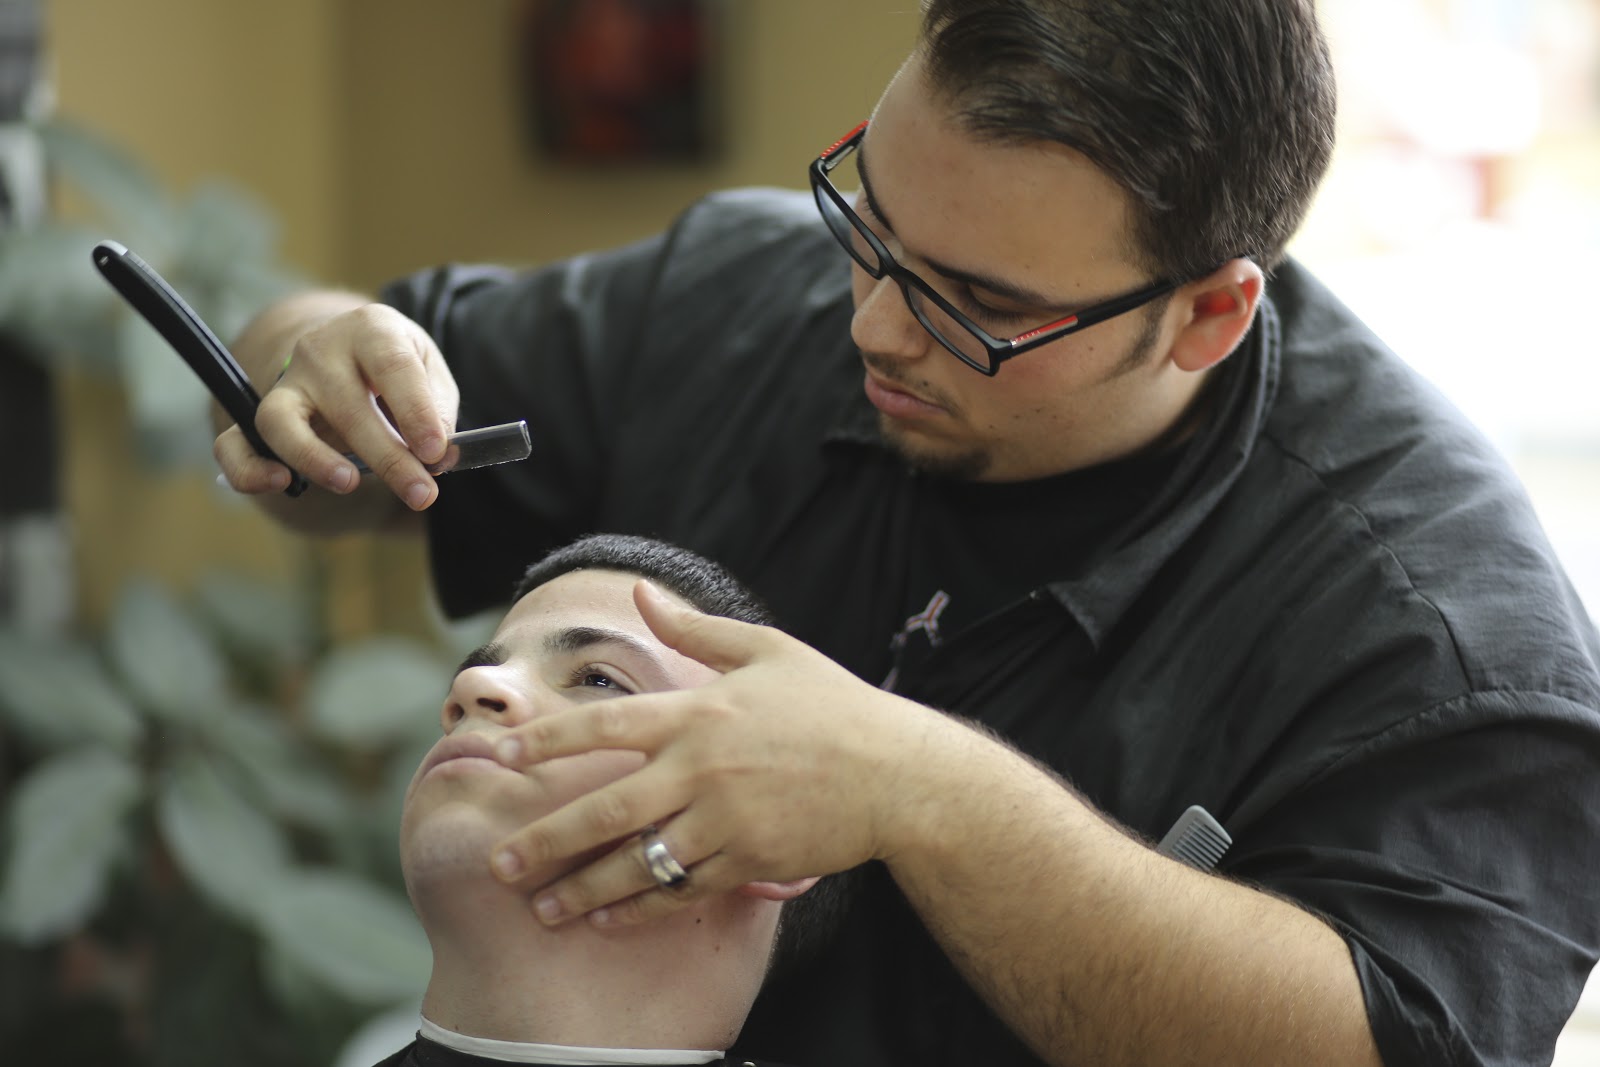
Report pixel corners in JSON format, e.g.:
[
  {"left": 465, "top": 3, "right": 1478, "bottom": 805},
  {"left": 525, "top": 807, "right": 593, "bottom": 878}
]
[
  {"left": 401, "top": 802, "right": 541, "bottom": 932},
  {"left": 399, "top": 798, "right": 630, "bottom": 942}
]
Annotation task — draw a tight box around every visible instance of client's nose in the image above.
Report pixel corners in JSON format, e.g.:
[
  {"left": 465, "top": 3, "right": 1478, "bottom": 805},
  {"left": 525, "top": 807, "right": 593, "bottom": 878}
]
[{"left": 441, "top": 667, "right": 534, "bottom": 730}]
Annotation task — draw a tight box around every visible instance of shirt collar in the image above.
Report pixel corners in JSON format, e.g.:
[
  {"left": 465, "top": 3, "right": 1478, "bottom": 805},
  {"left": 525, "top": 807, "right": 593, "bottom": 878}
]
[
  {"left": 1043, "top": 300, "right": 1280, "bottom": 652},
  {"left": 418, "top": 1016, "right": 723, "bottom": 1065},
  {"left": 820, "top": 288, "right": 1284, "bottom": 657}
]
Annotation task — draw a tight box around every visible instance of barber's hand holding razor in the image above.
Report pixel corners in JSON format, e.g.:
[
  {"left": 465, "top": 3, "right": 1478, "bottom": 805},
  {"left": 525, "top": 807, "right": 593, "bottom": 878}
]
[{"left": 216, "top": 295, "right": 460, "bottom": 526}]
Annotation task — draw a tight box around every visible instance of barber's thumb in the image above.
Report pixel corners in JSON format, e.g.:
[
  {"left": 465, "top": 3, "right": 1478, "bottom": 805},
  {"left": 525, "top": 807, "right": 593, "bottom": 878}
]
[{"left": 634, "top": 579, "right": 756, "bottom": 672}]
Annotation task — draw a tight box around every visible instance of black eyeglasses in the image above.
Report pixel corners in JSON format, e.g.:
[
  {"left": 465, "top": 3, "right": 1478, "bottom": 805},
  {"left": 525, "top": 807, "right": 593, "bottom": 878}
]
[{"left": 809, "top": 120, "right": 1185, "bottom": 377}]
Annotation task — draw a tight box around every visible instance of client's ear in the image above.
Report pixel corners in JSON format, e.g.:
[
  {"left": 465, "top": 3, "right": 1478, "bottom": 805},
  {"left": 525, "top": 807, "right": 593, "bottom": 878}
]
[{"left": 737, "top": 877, "right": 820, "bottom": 901}]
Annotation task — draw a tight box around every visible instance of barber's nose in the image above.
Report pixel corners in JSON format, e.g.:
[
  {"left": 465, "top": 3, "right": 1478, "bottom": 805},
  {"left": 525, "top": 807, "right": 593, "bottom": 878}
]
[
  {"left": 851, "top": 274, "right": 933, "bottom": 364},
  {"left": 441, "top": 667, "right": 538, "bottom": 731}
]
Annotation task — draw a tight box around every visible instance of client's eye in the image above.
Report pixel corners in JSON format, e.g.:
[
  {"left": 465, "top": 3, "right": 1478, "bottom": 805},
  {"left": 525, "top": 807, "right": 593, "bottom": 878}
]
[{"left": 564, "top": 665, "right": 633, "bottom": 694}]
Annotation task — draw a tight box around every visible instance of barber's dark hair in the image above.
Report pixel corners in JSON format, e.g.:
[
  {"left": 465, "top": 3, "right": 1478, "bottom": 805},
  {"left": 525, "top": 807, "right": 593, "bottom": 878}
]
[
  {"left": 919, "top": 0, "right": 1337, "bottom": 279},
  {"left": 513, "top": 533, "right": 774, "bottom": 626}
]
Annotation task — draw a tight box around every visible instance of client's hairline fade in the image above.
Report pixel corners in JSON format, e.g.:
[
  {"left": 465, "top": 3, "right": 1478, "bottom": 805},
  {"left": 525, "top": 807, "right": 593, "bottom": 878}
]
[{"left": 513, "top": 533, "right": 775, "bottom": 628}]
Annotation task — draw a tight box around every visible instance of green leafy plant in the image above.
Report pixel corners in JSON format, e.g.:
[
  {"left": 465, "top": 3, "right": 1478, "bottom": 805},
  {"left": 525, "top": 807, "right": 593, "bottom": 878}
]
[
  {"left": 0, "top": 118, "right": 490, "bottom": 1065},
  {"left": 0, "top": 572, "right": 463, "bottom": 1066},
  {"left": 0, "top": 117, "right": 304, "bottom": 468}
]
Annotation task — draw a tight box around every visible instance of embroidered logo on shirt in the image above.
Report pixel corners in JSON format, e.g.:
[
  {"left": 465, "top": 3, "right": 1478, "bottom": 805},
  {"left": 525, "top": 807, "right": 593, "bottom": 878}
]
[
  {"left": 882, "top": 589, "right": 951, "bottom": 691},
  {"left": 900, "top": 589, "right": 950, "bottom": 647}
]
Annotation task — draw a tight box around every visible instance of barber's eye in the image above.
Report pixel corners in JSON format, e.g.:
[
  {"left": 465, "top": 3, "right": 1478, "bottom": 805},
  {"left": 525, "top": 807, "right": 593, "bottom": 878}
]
[
  {"left": 962, "top": 291, "right": 1030, "bottom": 328},
  {"left": 982, "top": 307, "right": 1029, "bottom": 328},
  {"left": 580, "top": 672, "right": 618, "bottom": 689}
]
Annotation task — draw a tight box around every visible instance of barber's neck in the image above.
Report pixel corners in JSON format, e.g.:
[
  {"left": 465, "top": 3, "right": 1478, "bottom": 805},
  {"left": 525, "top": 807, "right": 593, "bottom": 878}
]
[{"left": 414, "top": 872, "right": 773, "bottom": 1050}]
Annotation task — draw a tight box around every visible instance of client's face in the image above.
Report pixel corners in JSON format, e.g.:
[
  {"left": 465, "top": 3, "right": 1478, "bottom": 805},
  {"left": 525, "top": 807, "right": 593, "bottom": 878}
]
[{"left": 399, "top": 568, "right": 717, "bottom": 890}]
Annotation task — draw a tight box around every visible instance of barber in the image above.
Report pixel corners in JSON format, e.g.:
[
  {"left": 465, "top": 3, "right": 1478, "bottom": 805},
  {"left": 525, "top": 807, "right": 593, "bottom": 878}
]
[{"left": 217, "top": 4, "right": 1600, "bottom": 1066}]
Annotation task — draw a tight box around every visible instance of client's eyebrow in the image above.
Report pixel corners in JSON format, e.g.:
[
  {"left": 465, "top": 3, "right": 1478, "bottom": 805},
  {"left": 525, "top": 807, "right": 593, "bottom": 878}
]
[
  {"left": 452, "top": 628, "right": 673, "bottom": 685},
  {"left": 544, "top": 626, "right": 658, "bottom": 661},
  {"left": 546, "top": 626, "right": 673, "bottom": 689},
  {"left": 857, "top": 140, "right": 1080, "bottom": 314},
  {"left": 455, "top": 640, "right": 507, "bottom": 677}
]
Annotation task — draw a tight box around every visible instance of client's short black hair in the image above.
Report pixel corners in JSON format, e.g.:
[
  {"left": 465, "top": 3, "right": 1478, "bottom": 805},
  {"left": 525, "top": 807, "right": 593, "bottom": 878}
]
[{"left": 513, "top": 534, "right": 774, "bottom": 627}]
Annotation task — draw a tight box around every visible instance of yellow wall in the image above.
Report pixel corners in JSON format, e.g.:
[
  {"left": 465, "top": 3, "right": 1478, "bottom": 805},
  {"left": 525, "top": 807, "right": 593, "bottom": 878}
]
[
  {"left": 336, "top": 0, "right": 916, "bottom": 287},
  {"left": 46, "top": 0, "right": 344, "bottom": 630},
  {"left": 42, "top": 0, "right": 920, "bottom": 631},
  {"left": 48, "top": 0, "right": 345, "bottom": 279}
]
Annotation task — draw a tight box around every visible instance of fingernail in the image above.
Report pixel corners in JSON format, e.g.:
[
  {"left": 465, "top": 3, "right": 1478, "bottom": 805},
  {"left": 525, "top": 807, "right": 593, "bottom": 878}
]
[
  {"left": 534, "top": 896, "right": 563, "bottom": 923},
  {"left": 405, "top": 482, "right": 432, "bottom": 510},
  {"left": 332, "top": 465, "right": 357, "bottom": 492},
  {"left": 492, "top": 849, "right": 523, "bottom": 880},
  {"left": 496, "top": 738, "right": 522, "bottom": 763},
  {"left": 589, "top": 907, "right": 612, "bottom": 927},
  {"left": 417, "top": 434, "right": 445, "bottom": 463}
]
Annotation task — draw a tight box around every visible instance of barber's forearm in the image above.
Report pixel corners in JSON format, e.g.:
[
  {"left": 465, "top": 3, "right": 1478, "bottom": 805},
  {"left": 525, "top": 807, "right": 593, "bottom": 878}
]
[{"left": 880, "top": 723, "right": 1383, "bottom": 1067}]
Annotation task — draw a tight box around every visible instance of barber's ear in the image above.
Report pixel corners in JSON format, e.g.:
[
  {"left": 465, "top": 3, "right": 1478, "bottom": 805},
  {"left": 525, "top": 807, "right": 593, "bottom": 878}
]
[
  {"left": 1167, "top": 258, "right": 1264, "bottom": 373},
  {"left": 737, "top": 877, "right": 821, "bottom": 902}
]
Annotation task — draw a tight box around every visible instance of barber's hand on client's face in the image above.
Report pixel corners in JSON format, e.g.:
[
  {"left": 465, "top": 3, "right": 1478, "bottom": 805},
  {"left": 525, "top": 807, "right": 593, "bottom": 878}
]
[{"left": 487, "top": 580, "right": 946, "bottom": 927}]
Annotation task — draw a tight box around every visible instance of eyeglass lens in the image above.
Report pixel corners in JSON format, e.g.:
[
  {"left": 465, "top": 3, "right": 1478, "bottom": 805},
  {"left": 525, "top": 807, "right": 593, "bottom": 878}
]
[
  {"left": 813, "top": 185, "right": 879, "bottom": 276},
  {"left": 814, "top": 147, "right": 998, "bottom": 372}
]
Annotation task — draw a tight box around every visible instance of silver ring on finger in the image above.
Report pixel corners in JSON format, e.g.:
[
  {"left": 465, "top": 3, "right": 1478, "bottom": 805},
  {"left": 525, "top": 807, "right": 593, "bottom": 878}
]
[{"left": 639, "top": 824, "right": 689, "bottom": 890}]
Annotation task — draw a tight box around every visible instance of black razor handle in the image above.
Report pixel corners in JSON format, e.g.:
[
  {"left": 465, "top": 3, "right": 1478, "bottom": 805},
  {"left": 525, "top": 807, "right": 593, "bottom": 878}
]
[{"left": 92, "top": 240, "right": 309, "bottom": 497}]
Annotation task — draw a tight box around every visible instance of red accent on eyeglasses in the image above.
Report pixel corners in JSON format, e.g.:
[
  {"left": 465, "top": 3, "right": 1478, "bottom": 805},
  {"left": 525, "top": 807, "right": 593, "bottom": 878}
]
[
  {"left": 820, "top": 121, "right": 870, "bottom": 160},
  {"left": 1011, "top": 314, "right": 1079, "bottom": 346}
]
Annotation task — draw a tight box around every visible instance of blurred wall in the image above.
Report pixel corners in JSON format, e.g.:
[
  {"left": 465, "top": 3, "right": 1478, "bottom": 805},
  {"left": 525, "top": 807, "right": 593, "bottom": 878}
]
[
  {"left": 338, "top": 0, "right": 917, "bottom": 288},
  {"left": 48, "top": 0, "right": 344, "bottom": 278},
  {"left": 43, "top": 0, "right": 919, "bottom": 632},
  {"left": 46, "top": 0, "right": 345, "bottom": 631}
]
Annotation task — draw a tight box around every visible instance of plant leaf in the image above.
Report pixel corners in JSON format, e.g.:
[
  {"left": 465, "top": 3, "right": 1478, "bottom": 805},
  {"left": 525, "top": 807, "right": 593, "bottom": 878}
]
[
  {"left": 0, "top": 224, "right": 121, "bottom": 366},
  {"left": 305, "top": 638, "right": 447, "bottom": 751},
  {"left": 116, "top": 306, "right": 216, "bottom": 470},
  {"left": 193, "top": 569, "right": 314, "bottom": 671},
  {"left": 210, "top": 257, "right": 306, "bottom": 340},
  {"left": 154, "top": 748, "right": 291, "bottom": 923},
  {"left": 0, "top": 630, "right": 144, "bottom": 754},
  {"left": 253, "top": 868, "right": 429, "bottom": 1004},
  {"left": 198, "top": 702, "right": 351, "bottom": 829},
  {"left": 258, "top": 938, "right": 329, "bottom": 1029},
  {"left": 376, "top": 733, "right": 440, "bottom": 841},
  {"left": 0, "top": 749, "right": 143, "bottom": 943},
  {"left": 174, "top": 180, "right": 280, "bottom": 286},
  {"left": 106, "top": 578, "right": 229, "bottom": 725},
  {"left": 37, "top": 118, "right": 177, "bottom": 258}
]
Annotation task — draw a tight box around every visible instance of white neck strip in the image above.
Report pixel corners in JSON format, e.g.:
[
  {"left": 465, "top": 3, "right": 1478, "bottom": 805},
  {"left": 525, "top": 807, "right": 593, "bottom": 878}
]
[{"left": 418, "top": 1017, "right": 722, "bottom": 1065}]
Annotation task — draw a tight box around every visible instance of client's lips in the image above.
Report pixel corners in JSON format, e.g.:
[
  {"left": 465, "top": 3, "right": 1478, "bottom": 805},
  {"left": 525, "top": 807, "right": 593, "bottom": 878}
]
[{"left": 418, "top": 732, "right": 513, "bottom": 778}]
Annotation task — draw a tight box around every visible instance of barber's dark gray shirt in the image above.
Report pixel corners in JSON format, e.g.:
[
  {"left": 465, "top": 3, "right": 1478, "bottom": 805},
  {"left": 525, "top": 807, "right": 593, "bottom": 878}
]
[{"left": 384, "top": 188, "right": 1600, "bottom": 1067}]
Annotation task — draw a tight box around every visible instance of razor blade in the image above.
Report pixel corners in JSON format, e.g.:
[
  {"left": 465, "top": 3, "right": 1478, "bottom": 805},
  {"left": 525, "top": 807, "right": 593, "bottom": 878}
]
[{"left": 349, "top": 420, "right": 531, "bottom": 476}]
